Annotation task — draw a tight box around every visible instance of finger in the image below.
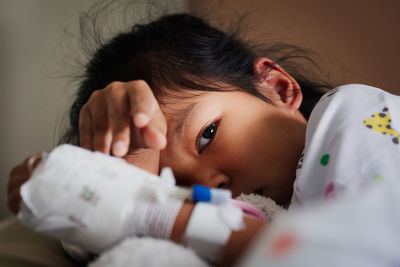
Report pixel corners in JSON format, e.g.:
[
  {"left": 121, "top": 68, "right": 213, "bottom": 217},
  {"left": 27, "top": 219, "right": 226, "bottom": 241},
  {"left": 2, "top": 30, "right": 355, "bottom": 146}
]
[
  {"left": 140, "top": 104, "right": 168, "bottom": 149},
  {"left": 79, "top": 104, "right": 93, "bottom": 151},
  {"left": 7, "top": 190, "right": 21, "bottom": 214},
  {"left": 8, "top": 163, "right": 31, "bottom": 195},
  {"left": 126, "top": 80, "right": 157, "bottom": 128},
  {"left": 7, "top": 173, "right": 29, "bottom": 195},
  {"left": 88, "top": 91, "right": 112, "bottom": 154},
  {"left": 9, "top": 164, "right": 28, "bottom": 180},
  {"left": 7, "top": 158, "right": 39, "bottom": 197},
  {"left": 105, "top": 82, "right": 131, "bottom": 156},
  {"left": 127, "top": 121, "right": 147, "bottom": 151},
  {"left": 25, "top": 154, "right": 42, "bottom": 173},
  {"left": 7, "top": 154, "right": 43, "bottom": 214},
  {"left": 91, "top": 119, "right": 112, "bottom": 154},
  {"left": 142, "top": 126, "right": 167, "bottom": 150}
]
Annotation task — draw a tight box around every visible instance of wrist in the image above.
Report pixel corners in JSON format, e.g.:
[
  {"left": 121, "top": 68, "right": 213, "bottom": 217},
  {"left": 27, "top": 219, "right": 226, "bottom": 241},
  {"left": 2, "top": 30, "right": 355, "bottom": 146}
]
[
  {"left": 170, "top": 202, "right": 195, "bottom": 243},
  {"left": 170, "top": 202, "right": 266, "bottom": 266},
  {"left": 133, "top": 197, "right": 184, "bottom": 240}
]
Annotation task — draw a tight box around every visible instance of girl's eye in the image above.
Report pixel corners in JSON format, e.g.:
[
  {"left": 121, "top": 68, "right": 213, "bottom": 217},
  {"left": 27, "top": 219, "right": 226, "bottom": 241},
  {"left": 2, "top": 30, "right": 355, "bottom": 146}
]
[{"left": 198, "top": 123, "right": 217, "bottom": 153}]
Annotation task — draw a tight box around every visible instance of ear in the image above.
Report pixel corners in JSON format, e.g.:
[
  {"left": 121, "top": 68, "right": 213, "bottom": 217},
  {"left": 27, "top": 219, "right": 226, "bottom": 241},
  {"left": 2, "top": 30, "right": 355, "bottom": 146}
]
[{"left": 253, "top": 57, "right": 302, "bottom": 109}]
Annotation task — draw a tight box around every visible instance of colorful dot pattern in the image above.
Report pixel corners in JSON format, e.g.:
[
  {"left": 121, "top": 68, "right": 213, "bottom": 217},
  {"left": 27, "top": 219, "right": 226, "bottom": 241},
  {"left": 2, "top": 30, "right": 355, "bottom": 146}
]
[
  {"left": 269, "top": 232, "right": 298, "bottom": 258},
  {"left": 373, "top": 174, "right": 385, "bottom": 183},
  {"left": 363, "top": 107, "right": 399, "bottom": 145},
  {"left": 320, "top": 154, "right": 330, "bottom": 166}
]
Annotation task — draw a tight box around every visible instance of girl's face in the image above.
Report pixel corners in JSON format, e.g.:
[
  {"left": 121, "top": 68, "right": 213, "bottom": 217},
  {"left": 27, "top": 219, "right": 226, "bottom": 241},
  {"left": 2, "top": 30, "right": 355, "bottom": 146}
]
[{"left": 159, "top": 89, "right": 307, "bottom": 206}]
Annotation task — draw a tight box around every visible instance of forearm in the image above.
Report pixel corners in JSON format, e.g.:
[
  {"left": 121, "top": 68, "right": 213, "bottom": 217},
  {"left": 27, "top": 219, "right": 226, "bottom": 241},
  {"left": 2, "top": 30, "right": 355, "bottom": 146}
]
[{"left": 170, "top": 202, "right": 266, "bottom": 267}]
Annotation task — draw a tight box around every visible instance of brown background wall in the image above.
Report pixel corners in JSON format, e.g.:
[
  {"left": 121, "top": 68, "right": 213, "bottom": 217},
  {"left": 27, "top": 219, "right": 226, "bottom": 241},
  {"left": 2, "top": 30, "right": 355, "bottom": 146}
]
[{"left": 187, "top": 0, "right": 400, "bottom": 95}]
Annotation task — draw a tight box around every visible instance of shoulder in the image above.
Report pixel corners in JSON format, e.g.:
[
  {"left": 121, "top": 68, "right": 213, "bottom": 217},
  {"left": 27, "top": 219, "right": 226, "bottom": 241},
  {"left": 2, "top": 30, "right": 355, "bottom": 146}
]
[
  {"left": 304, "top": 83, "right": 400, "bottom": 149},
  {"left": 292, "top": 84, "right": 400, "bottom": 207},
  {"left": 317, "top": 83, "right": 387, "bottom": 104},
  {"left": 308, "top": 84, "right": 398, "bottom": 126}
]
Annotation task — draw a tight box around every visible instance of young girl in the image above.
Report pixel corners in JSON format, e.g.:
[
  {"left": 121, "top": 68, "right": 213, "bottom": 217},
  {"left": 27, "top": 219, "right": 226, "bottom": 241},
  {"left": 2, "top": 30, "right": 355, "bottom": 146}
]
[{"left": 7, "top": 12, "right": 400, "bottom": 267}]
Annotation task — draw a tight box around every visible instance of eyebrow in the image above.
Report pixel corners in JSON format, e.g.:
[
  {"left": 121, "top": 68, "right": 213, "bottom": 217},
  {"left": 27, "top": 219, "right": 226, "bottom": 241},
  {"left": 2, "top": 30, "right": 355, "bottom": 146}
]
[{"left": 173, "top": 101, "right": 200, "bottom": 136}]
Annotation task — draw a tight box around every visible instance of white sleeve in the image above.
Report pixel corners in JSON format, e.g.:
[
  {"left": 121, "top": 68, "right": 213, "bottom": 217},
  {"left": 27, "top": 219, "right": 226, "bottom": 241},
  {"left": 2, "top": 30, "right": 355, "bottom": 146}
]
[
  {"left": 291, "top": 84, "right": 400, "bottom": 208},
  {"left": 235, "top": 84, "right": 400, "bottom": 267}
]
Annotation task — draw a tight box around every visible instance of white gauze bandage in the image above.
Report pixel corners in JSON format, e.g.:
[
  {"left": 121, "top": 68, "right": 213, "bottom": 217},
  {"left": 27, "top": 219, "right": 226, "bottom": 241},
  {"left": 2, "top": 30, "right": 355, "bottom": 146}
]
[
  {"left": 18, "top": 144, "right": 183, "bottom": 254},
  {"left": 183, "top": 202, "right": 245, "bottom": 263}
]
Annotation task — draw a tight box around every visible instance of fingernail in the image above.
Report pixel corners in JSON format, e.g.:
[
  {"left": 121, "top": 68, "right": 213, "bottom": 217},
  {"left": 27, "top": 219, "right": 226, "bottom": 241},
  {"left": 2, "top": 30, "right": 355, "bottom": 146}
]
[
  {"left": 134, "top": 113, "right": 150, "bottom": 127},
  {"left": 112, "top": 141, "right": 127, "bottom": 156},
  {"left": 155, "top": 130, "right": 167, "bottom": 149}
]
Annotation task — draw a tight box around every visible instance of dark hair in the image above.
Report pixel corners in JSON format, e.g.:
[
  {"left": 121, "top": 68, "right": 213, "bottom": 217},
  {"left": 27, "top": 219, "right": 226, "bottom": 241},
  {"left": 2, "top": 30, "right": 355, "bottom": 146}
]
[{"left": 61, "top": 12, "right": 334, "bottom": 144}]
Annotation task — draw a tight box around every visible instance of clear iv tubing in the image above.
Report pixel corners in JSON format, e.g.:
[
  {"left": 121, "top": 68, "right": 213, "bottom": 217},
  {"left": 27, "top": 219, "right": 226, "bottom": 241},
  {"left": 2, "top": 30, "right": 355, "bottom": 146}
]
[{"left": 173, "top": 184, "right": 232, "bottom": 205}]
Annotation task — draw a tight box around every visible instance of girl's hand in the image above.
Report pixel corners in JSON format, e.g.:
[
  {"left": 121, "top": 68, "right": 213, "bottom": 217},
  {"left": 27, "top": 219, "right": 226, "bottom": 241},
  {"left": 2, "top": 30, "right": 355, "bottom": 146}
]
[
  {"left": 79, "top": 80, "right": 167, "bottom": 173},
  {"left": 7, "top": 154, "right": 42, "bottom": 214},
  {"left": 79, "top": 80, "right": 167, "bottom": 155}
]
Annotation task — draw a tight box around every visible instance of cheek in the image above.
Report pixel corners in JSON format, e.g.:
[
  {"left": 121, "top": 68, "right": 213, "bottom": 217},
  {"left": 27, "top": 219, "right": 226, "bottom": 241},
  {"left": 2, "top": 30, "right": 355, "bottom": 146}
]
[
  {"left": 221, "top": 126, "right": 277, "bottom": 186},
  {"left": 226, "top": 120, "right": 278, "bottom": 166},
  {"left": 224, "top": 114, "right": 295, "bottom": 187}
]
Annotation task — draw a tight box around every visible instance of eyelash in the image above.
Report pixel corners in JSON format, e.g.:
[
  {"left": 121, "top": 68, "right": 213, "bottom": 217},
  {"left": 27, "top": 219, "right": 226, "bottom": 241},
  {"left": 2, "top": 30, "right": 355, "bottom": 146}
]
[{"left": 197, "top": 122, "right": 218, "bottom": 154}]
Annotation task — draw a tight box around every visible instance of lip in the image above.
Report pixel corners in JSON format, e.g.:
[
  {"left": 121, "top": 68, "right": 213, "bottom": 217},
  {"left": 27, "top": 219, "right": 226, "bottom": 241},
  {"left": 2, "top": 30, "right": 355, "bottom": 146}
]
[{"left": 230, "top": 199, "right": 267, "bottom": 221}]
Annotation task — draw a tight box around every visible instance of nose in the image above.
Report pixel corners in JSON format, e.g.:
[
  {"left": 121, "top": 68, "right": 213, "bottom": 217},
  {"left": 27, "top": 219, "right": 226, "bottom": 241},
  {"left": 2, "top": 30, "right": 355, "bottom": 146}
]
[
  {"left": 207, "top": 172, "right": 231, "bottom": 189},
  {"left": 174, "top": 170, "right": 231, "bottom": 189}
]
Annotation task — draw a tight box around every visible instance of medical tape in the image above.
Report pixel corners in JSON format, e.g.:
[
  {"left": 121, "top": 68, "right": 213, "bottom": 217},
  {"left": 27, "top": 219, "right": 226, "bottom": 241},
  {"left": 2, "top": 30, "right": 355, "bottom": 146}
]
[
  {"left": 135, "top": 197, "right": 183, "bottom": 240},
  {"left": 183, "top": 202, "right": 244, "bottom": 263}
]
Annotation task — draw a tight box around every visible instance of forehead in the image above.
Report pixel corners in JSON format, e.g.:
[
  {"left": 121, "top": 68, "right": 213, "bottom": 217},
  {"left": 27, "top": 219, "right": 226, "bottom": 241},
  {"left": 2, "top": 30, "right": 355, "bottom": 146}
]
[{"left": 159, "top": 90, "right": 203, "bottom": 134}]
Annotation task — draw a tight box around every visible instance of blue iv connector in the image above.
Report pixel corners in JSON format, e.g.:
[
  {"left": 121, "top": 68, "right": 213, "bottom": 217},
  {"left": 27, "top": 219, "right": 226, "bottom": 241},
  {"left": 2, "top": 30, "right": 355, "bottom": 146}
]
[{"left": 192, "top": 184, "right": 232, "bottom": 204}]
